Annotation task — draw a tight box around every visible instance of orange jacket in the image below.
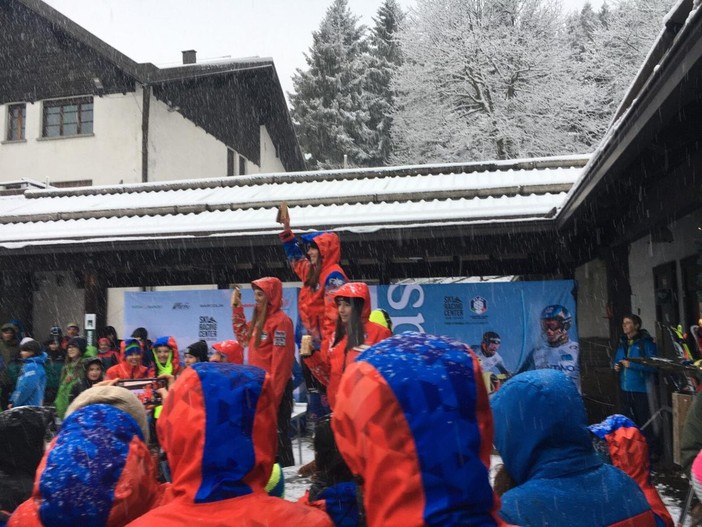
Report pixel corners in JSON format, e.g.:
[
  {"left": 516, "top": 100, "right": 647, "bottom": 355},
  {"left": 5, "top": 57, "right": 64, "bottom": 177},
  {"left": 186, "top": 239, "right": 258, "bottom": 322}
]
[
  {"left": 126, "top": 363, "right": 332, "bottom": 527},
  {"left": 280, "top": 230, "right": 347, "bottom": 352},
  {"left": 332, "top": 333, "right": 512, "bottom": 527},
  {"left": 232, "top": 277, "right": 295, "bottom": 407},
  {"left": 305, "top": 282, "right": 391, "bottom": 409}
]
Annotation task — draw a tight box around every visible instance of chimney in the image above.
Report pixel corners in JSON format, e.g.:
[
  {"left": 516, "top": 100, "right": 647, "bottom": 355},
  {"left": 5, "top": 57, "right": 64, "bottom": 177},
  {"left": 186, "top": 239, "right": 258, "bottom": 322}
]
[{"left": 182, "top": 50, "right": 197, "bottom": 65}]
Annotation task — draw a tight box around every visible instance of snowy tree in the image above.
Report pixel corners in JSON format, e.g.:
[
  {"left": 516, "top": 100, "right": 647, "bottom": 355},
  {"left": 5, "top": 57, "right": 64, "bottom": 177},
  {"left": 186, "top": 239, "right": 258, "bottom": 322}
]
[
  {"left": 365, "top": 0, "right": 405, "bottom": 166},
  {"left": 289, "top": 0, "right": 372, "bottom": 169},
  {"left": 580, "top": 0, "right": 675, "bottom": 123},
  {"left": 564, "top": 0, "right": 675, "bottom": 143},
  {"left": 391, "top": 0, "right": 591, "bottom": 163}
]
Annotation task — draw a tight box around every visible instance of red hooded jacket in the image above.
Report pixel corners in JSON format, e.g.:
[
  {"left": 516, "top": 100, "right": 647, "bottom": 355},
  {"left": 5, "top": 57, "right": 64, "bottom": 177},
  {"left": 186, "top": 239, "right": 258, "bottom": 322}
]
[
  {"left": 332, "top": 333, "right": 512, "bottom": 527},
  {"left": 305, "top": 282, "right": 391, "bottom": 409},
  {"left": 106, "top": 339, "right": 149, "bottom": 380},
  {"left": 232, "top": 277, "right": 295, "bottom": 407},
  {"left": 126, "top": 363, "right": 332, "bottom": 527},
  {"left": 280, "top": 230, "right": 347, "bottom": 352},
  {"left": 148, "top": 336, "right": 182, "bottom": 378}
]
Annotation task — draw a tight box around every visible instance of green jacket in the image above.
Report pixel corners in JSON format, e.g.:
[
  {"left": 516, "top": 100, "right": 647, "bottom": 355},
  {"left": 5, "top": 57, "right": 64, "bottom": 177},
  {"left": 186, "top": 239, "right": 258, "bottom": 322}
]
[
  {"left": 54, "top": 359, "right": 83, "bottom": 419},
  {"left": 0, "top": 322, "right": 20, "bottom": 375}
]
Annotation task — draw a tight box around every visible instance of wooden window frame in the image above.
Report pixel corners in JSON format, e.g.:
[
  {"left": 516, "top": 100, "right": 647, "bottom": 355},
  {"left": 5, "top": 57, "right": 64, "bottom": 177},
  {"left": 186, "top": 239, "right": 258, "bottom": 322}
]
[
  {"left": 6, "top": 103, "right": 26, "bottom": 141},
  {"left": 42, "top": 97, "right": 94, "bottom": 138}
]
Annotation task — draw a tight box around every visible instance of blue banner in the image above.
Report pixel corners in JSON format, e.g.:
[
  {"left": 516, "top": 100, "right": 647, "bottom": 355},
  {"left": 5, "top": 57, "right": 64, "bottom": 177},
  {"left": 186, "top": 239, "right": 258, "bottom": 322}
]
[
  {"left": 124, "top": 288, "right": 298, "bottom": 360},
  {"left": 375, "top": 280, "right": 578, "bottom": 375}
]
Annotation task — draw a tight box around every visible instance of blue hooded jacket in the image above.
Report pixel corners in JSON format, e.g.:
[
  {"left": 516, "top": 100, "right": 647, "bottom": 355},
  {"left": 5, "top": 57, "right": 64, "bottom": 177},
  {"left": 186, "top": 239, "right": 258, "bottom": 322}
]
[
  {"left": 491, "top": 369, "right": 655, "bottom": 527},
  {"left": 10, "top": 352, "right": 47, "bottom": 407}
]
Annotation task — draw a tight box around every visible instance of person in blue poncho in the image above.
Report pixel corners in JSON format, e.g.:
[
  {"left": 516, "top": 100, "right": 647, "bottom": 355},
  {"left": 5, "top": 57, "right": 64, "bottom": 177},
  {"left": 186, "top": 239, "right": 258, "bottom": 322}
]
[{"left": 491, "top": 369, "right": 656, "bottom": 526}]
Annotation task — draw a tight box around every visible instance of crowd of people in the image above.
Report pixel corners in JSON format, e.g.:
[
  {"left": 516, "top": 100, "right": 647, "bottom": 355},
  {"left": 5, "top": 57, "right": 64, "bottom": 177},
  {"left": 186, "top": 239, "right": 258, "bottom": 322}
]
[{"left": 0, "top": 216, "right": 684, "bottom": 526}]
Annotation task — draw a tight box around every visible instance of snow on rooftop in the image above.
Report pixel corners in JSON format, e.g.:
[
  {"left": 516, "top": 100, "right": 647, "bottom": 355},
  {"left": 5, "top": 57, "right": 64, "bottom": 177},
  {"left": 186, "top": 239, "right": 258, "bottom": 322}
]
[{"left": 0, "top": 159, "right": 586, "bottom": 248}]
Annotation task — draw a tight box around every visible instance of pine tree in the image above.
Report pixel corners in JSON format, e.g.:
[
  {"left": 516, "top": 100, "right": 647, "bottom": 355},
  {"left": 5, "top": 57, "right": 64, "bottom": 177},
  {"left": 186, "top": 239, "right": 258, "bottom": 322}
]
[
  {"left": 365, "top": 0, "right": 405, "bottom": 166},
  {"left": 289, "top": 0, "right": 372, "bottom": 169}
]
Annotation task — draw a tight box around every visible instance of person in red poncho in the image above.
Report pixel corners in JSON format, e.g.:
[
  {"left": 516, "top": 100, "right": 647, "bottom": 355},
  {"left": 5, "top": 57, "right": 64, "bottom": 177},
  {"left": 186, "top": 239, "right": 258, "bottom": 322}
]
[
  {"left": 302, "top": 281, "right": 391, "bottom": 410},
  {"left": 232, "top": 277, "right": 295, "bottom": 467},
  {"left": 125, "top": 363, "right": 332, "bottom": 527},
  {"left": 278, "top": 211, "right": 348, "bottom": 422}
]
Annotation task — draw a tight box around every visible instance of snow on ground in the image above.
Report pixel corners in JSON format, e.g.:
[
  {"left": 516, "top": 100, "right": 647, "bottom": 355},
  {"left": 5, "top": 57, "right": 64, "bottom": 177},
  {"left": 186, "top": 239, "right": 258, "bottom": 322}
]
[{"left": 282, "top": 434, "right": 693, "bottom": 525}]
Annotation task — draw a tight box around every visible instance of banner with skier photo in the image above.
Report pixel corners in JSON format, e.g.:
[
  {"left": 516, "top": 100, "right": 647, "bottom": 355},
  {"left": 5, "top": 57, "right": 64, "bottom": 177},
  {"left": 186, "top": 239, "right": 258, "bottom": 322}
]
[{"left": 374, "top": 280, "right": 579, "bottom": 389}]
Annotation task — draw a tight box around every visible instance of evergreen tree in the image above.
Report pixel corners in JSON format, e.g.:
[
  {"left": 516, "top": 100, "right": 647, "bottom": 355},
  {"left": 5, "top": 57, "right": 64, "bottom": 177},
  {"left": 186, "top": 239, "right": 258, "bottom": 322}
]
[
  {"left": 289, "top": 0, "right": 372, "bottom": 169},
  {"left": 365, "top": 0, "right": 405, "bottom": 166}
]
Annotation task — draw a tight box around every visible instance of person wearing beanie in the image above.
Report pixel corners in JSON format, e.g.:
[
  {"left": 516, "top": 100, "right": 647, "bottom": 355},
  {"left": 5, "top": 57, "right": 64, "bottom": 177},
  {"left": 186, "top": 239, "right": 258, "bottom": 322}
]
[
  {"left": 210, "top": 340, "right": 244, "bottom": 364},
  {"left": 106, "top": 338, "right": 149, "bottom": 380},
  {"left": 9, "top": 386, "right": 164, "bottom": 527},
  {"left": 54, "top": 337, "right": 87, "bottom": 419},
  {"left": 97, "top": 337, "right": 120, "bottom": 369},
  {"left": 8, "top": 339, "right": 47, "bottom": 409},
  {"left": 368, "top": 308, "right": 393, "bottom": 332},
  {"left": 69, "top": 357, "right": 105, "bottom": 406},
  {"left": 126, "top": 363, "right": 332, "bottom": 527},
  {"left": 183, "top": 340, "right": 209, "bottom": 366}
]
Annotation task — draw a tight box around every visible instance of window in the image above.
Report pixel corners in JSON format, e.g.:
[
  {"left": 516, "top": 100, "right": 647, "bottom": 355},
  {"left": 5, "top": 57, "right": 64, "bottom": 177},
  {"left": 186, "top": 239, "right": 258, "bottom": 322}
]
[
  {"left": 43, "top": 97, "right": 93, "bottom": 138},
  {"left": 6, "top": 103, "right": 26, "bottom": 141},
  {"left": 227, "top": 149, "right": 234, "bottom": 176},
  {"left": 239, "top": 155, "right": 247, "bottom": 176}
]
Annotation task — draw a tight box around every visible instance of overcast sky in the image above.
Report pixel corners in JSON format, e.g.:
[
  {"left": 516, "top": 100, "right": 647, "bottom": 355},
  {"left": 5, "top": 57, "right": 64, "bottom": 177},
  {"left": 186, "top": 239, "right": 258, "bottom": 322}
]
[{"left": 43, "top": 0, "right": 604, "bottom": 100}]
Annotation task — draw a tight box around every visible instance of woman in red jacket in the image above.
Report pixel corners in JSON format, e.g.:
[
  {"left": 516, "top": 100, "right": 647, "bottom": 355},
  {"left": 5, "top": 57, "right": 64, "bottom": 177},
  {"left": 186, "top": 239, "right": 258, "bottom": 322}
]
[
  {"left": 232, "top": 277, "right": 296, "bottom": 467},
  {"left": 303, "top": 282, "right": 392, "bottom": 410}
]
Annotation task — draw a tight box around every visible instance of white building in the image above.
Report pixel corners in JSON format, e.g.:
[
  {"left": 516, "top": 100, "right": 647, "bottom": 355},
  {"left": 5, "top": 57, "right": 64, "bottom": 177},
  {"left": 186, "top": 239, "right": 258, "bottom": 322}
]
[{"left": 0, "top": 0, "right": 304, "bottom": 188}]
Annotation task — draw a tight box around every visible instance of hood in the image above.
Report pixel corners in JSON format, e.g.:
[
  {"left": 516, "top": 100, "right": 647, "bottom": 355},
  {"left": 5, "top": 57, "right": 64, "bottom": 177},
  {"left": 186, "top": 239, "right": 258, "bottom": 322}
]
[
  {"left": 301, "top": 231, "right": 341, "bottom": 272},
  {"left": 251, "top": 277, "right": 283, "bottom": 315},
  {"left": 0, "top": 406, "right": 54, "bottom": 476},
  {"left": 156, "top": 363, "right": 277, "bottom": 503},
  {"left": 67, "top": 337, "right": 87, "bottom": 356},
  {"left": 151, "top": 336, "right": 181, "bottom": 371},
  {"left": 212, "top": 340, "right": 244, "bottom": 364},
  {"left": 491, "top": 369, "right": 600, "bottom": 485},
  {"left": 23, "top": 404, "right": 158, "bottom": 527},
  {"left": 1, "top": 322, "right": 19, "bottom": 342},
  {"left": 24, "top": 352, "right": 48, "bottom": 366},
  {"left": 80, "top": 357, "right": 105, "bottom": 382},
  {"left": 334, "top": 282, "right": 371, "bottom": 320},
  {"left": 332, "top": 331, "right": 503, "bottom": 526}
]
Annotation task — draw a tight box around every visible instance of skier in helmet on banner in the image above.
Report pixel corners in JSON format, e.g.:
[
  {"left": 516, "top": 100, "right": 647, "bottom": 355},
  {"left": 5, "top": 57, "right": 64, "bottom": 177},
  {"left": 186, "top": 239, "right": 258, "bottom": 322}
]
[{"left": 519, "top": 305, "right": 581, "bottom": 391}]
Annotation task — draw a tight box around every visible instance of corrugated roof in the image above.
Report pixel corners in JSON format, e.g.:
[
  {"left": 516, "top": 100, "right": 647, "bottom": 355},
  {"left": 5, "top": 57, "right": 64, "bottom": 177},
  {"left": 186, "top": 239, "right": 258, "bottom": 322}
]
[{"left": 0, "top": 155, "right": 589, "bottom": 249}]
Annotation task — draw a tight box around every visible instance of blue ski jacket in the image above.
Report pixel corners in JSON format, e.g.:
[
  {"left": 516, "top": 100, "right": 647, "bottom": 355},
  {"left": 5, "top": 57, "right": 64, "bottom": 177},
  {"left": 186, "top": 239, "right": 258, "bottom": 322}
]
[
  {"left": 10, "top": 352, "right": 47, "bottom": 407},
  {"left": 613, "top": 330, "right": 657, "bottom": 393}
]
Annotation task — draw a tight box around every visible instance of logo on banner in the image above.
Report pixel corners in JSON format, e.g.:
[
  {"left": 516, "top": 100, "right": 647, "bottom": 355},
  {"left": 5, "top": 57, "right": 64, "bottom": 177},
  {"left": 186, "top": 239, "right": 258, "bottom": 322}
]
[
  {"left": 444, "top": 296, "right": 464, "bottom": 319},
  {"left": 470, "top": 296, "right": 488, "bottom": 315},
  {"left": 199, "top": 316, "right": 217, "bottom": 339},
  {"left": 172, "top": 302, "right": 190, "bottom": 310}
]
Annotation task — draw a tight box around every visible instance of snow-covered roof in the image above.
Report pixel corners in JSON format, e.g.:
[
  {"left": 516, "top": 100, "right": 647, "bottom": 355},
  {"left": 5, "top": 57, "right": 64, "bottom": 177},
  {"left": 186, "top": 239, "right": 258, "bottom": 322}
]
[{"left": 0, "top": 155, "right": 589, "bottom": 250}]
